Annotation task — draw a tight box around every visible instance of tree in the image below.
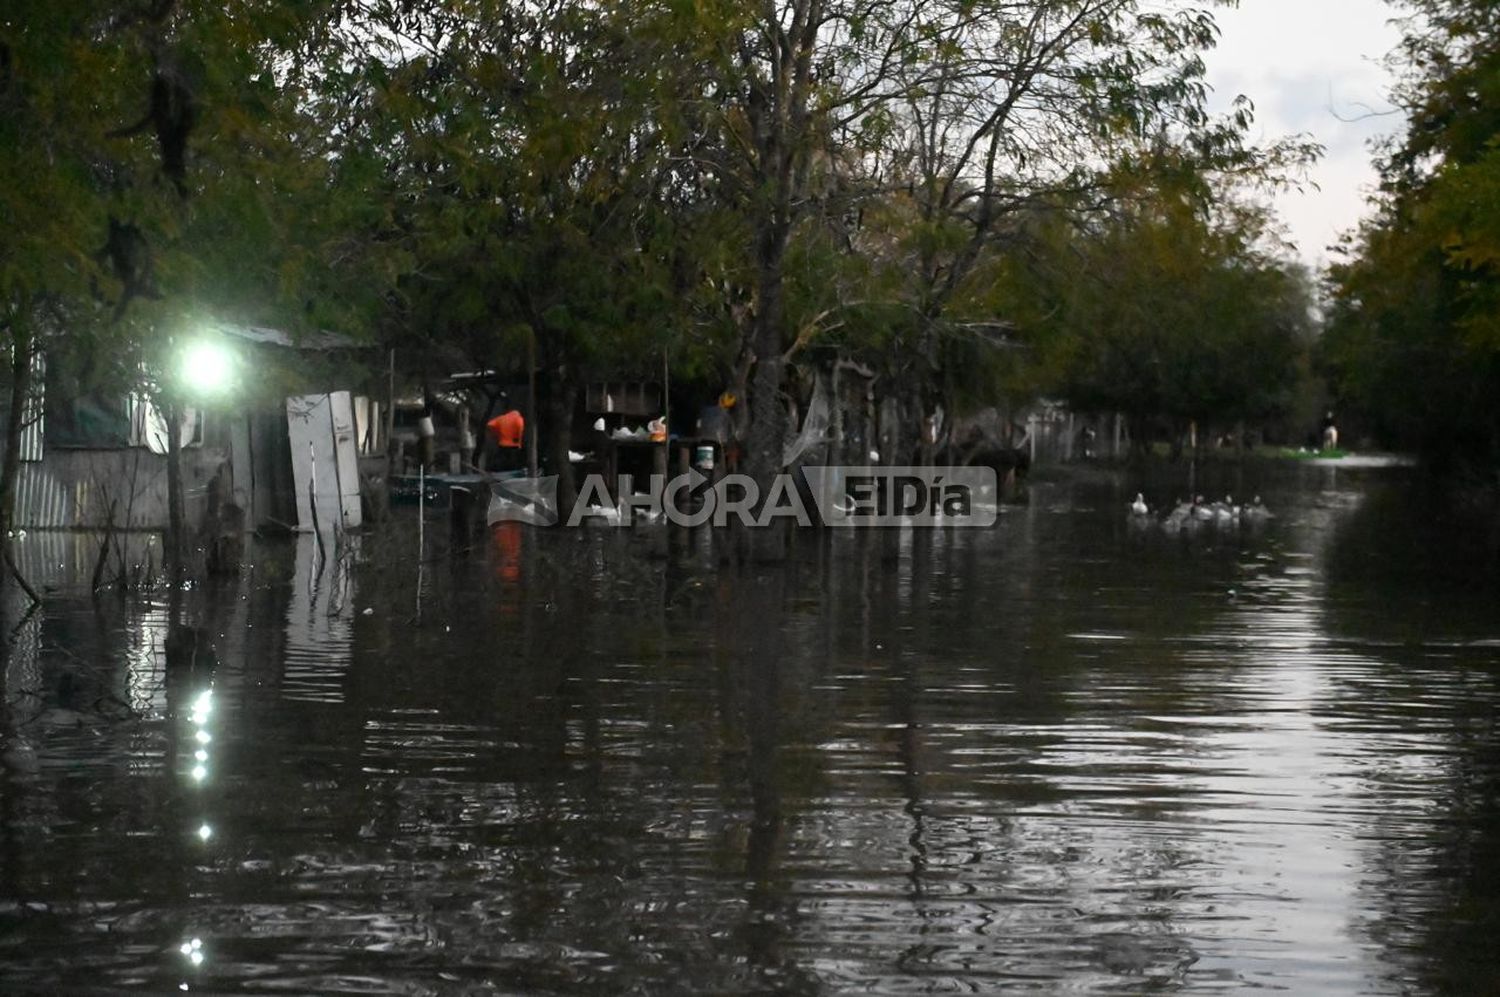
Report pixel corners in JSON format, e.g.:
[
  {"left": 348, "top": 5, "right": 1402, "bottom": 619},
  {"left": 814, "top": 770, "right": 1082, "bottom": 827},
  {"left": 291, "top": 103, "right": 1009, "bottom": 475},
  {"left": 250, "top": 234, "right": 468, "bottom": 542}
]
[
  {"left": 287, "top": 1, "right": 738, "bottom": 512},
  {"left": 1035, "top": 186, "right": 1312, "bottom": 449},
  {"left": 1323, "top": 0, "right": 1500, "bottom": 469},
  {"left": 852, "top": 5, "right": 1286, "bottom": 457},
  {"left": 676, "top": 0, "right": 1316, "bottom": 478},
  {"left": 1, "top": 1, "right": 349, "bottom": 583}
]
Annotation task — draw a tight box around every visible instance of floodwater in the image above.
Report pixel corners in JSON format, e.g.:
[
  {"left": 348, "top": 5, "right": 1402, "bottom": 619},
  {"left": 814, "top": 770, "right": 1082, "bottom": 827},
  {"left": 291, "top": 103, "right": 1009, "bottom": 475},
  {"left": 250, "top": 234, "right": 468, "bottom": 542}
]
[{"left": 2, "top": 462, "right": 1498, "bottom": 995}]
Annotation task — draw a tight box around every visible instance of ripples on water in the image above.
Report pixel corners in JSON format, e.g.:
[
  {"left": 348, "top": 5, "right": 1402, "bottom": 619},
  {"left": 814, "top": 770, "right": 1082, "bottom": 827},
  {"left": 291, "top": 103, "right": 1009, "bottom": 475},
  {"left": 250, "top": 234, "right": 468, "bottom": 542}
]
[{"left": 1, "top": 465, "right": 1498, "bottom": 994}]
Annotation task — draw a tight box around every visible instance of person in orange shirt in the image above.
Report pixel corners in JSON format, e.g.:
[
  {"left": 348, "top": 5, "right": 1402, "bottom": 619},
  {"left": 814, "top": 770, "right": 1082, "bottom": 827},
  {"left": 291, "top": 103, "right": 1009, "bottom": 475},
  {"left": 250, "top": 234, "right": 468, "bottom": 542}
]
[{"left": 486, "top": 398, "right": 526, "bottom": 472}]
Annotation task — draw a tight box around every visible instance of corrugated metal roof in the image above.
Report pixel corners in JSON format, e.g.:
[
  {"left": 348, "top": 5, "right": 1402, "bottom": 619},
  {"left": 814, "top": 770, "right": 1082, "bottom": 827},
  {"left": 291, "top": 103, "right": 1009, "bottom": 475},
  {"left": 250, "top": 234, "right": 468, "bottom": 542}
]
[{"left": 208, "top": 322, "right": 364, "bottom": 352}]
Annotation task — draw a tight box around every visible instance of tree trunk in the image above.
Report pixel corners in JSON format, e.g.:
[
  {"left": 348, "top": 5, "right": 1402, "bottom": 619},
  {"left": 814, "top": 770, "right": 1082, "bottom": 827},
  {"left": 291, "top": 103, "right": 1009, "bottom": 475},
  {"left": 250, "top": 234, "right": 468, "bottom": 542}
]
[
  {"left": 166, "top": 396, "right": 186, "bottom": 587},
  {"left": 744, "top": 249, "right": 788, "bottom": 487},
  {"left": 542, "top": 367, "right": 578, "bottom": 520},
  {"left": 0, "top": 318, "right": 33, "bottom": 542},
  {"left": 1128, "top": 414, "right": 1149, "bottom": 459},
  {"left": 0, "top": 315, "right": 40, "bottom": 604},
  {"left": 907, "top": 378, "right": 931, "bottom": 467},
  {"left": 735, "top": 234, "right": 794, "bottom": 562}
]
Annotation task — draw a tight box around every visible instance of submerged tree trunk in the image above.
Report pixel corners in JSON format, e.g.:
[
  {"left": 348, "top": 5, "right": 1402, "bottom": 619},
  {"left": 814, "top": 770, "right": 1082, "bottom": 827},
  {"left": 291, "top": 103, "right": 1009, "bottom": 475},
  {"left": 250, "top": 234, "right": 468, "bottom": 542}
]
[
  {"left": 166, "top": 397, "right": 186, "bottom": 588},
  {"left": 745, "top": 242, "right": 789, "bottom": 488},
  {"left": 1128, "top": 414, "right": 1150, "bottom": 459},
  {"left": 0, "top": 314, "right": 37, "bottom": 603},
  {"left": 0, "top": 316, "right": 33, "bottom": 543},
  {"left": 542, "top": 367, "right": 578, "bottom": 521},
  {"left": 735, "top": 234, "right": 794, "bottom": 562},
  {"left": 731, "top": 0, "right": 824, "bottom": 561}
]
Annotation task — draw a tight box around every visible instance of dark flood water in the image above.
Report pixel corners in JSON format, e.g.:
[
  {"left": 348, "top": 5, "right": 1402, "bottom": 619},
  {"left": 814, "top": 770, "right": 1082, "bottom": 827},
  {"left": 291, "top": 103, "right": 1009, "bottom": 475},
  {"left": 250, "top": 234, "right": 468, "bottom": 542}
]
[{"left": 3, "top": 463, "right": 1499, "bottom": 995}]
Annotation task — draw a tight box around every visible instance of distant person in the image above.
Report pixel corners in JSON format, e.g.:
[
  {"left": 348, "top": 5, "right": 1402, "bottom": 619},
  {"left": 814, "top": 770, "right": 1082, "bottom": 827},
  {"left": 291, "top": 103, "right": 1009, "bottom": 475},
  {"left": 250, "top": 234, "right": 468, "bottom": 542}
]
[
  {"left": 696, "top": 396, "right": 730, "bottom": 444},
  {"left": 696, "top": 391, "right": 740, "bottom": 471},
  {"left": 486, "top": 398, "right": 526, "bottom": 472},
  {"left": 1321, "top": 411, "right": 1339, "bottom": 451}
]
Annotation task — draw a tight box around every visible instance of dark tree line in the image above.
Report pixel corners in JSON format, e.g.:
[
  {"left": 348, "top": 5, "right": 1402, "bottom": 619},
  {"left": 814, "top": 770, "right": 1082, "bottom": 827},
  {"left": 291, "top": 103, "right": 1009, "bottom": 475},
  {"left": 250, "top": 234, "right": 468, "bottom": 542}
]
[{"left": 2, "top": 0, "right": 1319, "bottom": 543}]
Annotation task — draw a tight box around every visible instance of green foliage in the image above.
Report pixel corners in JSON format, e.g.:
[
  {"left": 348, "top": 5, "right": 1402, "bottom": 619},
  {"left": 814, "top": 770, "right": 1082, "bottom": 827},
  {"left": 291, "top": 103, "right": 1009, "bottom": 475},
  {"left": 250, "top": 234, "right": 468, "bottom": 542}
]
[
  {"left": 286, "top": 1, "right": 742, "bottom": 385},
  {"left": 1323, "top": 0, "right": 1500, "bottom": 467},
  {"left": 0, "top": 0, "right": 369, "bottom": 397},
  {"left": 761, "top": 0, "right": 1318, "bottom": 450},
  {"left": 1036, "top": 190, "right": 1313, "bottom": 432},
  {"left": 1, "top": 0, "right": 1317, "bottom": 490}
]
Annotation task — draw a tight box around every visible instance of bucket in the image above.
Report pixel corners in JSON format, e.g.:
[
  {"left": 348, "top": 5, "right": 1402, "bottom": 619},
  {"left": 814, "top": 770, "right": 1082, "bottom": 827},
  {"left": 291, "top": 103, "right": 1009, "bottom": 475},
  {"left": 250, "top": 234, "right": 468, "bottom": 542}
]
[{"left": 694, "top": 445, "right": 715, "bottom": 470}]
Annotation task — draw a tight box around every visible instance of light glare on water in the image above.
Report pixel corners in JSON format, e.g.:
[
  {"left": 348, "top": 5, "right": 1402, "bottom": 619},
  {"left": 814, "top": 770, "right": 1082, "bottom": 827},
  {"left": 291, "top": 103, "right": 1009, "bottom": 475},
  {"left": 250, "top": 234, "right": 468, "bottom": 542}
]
[{"left": 1, "top": 464, "right": 1497, "bottom": 994}]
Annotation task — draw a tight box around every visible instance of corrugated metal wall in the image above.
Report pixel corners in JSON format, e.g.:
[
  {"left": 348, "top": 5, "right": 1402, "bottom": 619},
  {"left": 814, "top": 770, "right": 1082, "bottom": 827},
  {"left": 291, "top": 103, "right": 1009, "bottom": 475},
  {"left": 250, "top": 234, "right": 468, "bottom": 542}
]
[
  {"left": 13, "top": 446, "right": 231, "bottom": 530},
  {"left": 14, "top": 465, "right": 72, "bottom": 530}
]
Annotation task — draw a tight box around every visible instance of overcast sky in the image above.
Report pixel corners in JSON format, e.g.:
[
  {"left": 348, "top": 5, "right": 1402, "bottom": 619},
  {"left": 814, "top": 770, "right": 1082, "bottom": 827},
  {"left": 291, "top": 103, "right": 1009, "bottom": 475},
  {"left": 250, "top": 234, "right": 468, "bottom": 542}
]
[{"left": 1202, "top": 0, "right": 1405, "bottom": 267}]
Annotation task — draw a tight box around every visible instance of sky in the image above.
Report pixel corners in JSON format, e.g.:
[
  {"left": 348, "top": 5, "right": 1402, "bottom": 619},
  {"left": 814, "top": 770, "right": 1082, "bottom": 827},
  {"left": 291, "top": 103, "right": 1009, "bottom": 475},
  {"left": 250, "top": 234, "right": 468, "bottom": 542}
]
[{"left": 1202, "top": 0, "right": 1406, "bottom": 268}]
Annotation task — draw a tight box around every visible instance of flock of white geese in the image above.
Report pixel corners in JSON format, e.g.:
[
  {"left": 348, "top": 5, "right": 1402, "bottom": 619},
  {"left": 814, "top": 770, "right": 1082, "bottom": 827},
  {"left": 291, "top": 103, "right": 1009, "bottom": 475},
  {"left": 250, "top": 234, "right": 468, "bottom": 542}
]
[{"left": 1129, "top": 492, "right": 1272, "bottom": 528}]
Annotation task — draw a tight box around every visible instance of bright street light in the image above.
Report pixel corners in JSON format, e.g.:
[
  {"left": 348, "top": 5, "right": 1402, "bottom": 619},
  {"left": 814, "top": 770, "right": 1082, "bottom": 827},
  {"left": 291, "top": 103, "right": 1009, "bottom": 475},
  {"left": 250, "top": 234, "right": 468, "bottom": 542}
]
[{"left": 180, "top": 341, "right": 234, "bottom": 394}]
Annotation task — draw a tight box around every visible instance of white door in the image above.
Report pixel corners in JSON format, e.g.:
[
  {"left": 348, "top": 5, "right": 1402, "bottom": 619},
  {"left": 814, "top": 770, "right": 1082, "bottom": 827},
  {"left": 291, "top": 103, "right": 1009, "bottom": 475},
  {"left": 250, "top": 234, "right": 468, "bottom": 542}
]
[{"left": 286, "top": 392, "right": 363, "bottom": 532}]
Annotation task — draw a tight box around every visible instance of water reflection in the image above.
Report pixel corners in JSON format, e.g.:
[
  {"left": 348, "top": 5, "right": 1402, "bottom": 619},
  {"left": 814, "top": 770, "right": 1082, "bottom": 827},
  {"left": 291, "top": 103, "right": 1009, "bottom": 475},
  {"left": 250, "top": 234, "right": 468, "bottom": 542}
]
[
  {"left": 0, "top": 466, "right": 1498, "bottom": 994},
  {"left": 282, "top": 533, "right": 357, "bottom": 703}
]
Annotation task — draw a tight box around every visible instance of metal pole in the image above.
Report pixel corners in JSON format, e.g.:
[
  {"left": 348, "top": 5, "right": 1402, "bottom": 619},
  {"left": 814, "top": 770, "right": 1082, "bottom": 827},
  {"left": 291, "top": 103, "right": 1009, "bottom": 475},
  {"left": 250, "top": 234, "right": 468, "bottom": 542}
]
[{"left": 526, "top": 331, "right": 539, "bottom": 477}]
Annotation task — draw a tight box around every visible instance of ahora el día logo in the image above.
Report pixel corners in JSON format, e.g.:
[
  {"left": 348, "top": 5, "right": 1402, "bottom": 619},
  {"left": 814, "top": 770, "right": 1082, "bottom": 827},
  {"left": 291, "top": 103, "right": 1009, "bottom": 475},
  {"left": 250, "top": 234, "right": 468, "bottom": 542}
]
[{"left": 486, "top": 467, "right": 997, "bottom": 528}]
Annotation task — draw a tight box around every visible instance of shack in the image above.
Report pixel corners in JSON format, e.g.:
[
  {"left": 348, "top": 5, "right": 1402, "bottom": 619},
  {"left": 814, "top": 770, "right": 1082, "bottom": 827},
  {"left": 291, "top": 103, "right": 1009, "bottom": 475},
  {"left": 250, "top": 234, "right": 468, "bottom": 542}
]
[{"left": 6, "top": 323, "right": 386, "bottom": 537}]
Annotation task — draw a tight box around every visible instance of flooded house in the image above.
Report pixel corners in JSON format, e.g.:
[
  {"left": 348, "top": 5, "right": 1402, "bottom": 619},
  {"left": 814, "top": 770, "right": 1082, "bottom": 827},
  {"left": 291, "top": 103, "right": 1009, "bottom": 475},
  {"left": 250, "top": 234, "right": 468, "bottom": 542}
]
[{"left": 6, "top": 324, "right": 387, "bottom": 571}]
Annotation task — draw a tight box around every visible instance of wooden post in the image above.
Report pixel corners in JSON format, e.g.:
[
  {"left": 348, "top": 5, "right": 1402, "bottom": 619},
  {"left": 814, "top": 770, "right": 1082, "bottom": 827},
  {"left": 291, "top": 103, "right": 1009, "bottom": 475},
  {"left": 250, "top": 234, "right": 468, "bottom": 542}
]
[{"left": 652, "top": 439, "right": 668, "bottom": 480}]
